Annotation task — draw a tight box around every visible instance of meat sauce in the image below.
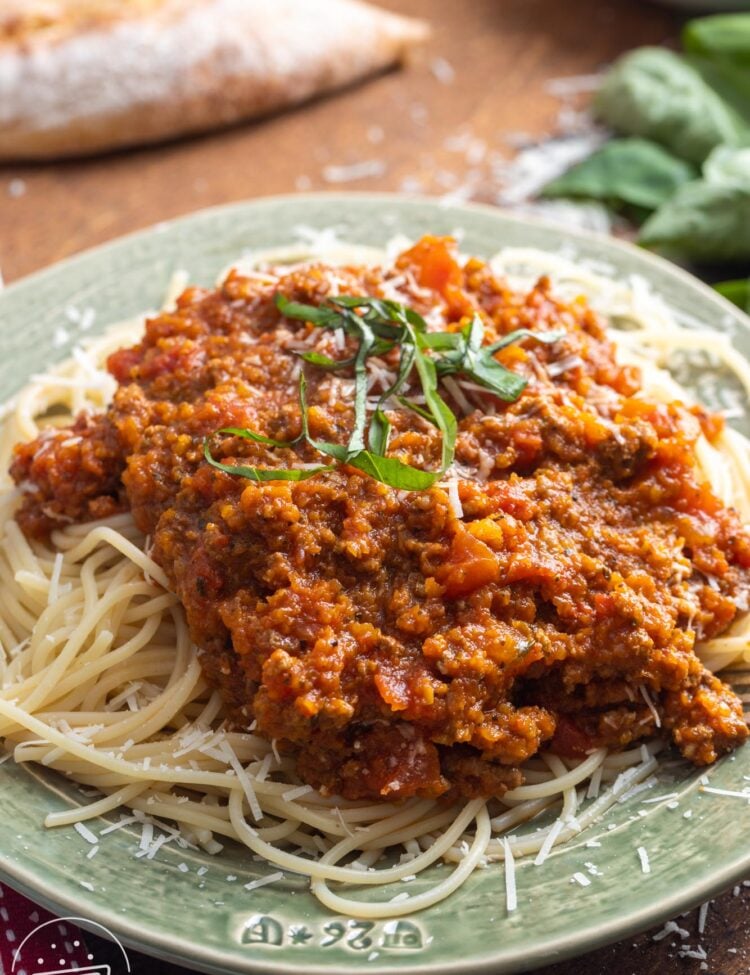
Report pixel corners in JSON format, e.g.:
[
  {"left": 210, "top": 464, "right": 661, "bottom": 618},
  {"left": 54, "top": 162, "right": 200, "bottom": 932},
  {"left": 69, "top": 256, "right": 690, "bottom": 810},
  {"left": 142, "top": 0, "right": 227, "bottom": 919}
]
[{"left": 11, "top": 237, "right": 750, "bottom": 800}]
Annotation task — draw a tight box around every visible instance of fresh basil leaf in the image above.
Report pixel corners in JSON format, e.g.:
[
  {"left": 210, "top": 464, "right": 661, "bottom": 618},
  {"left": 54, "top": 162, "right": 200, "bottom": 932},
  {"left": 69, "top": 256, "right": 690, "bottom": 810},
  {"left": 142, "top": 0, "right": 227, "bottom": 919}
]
[
  {"left": 297, "top": 372, "right": 313, "bottom": 440},
  {"left": 703, "top": 145, "right": 750, "bottom": 190},
  {"left": 420, "top": 331, "right": 463, "bottom": 351},
  {"left": 465, "top": 315, "right": 483, "bottom": 355},
  {"left": 299, "top": 350, "right": 356, "bottom": 369},
  {"left": 402, "top": 306, "right": 429, "bottom": 334},
  {"left": 330, "top": 295, "right": 392, "bottom": 314},
  {"left": 594, "top": 47, "right": 748, "bottom": 163},
  {"left": 435, "top": 319, "right": 562, "bottom": 403},
  {"left": 310, "top": 439, "right": 440, "bottom": 490},
  {"left": 226, "top": 293, "right": 547, "bottom": 492},
  {"left": 329, "top": 295, "right": 382, "bottom": 309},
  {"left": 298, "top": 342, "right": 393, "bottom": 372},
  {"left": 412, "top": 337, "right": 457, "bottom": 472},
  {"left": 275, "top": 293, "right": 341, "bottom": 328},
  {"left": 370, "top": 338, "right": 397, "bottom": 357},
  {"left": 347, "top": 316, "right": 375, "bottom": 455},
  {"left": 346, "top": 451, "right": 440, "bottom": 490},
  {"left": 460, "top": 357, "right": 527, "bottom": 402},
  {"left": 485, "top": 328, "right": 566, "bottom": 354},
  {"left": 397, "top": 396, "right": 437, "bottom": 425},
  {"left": 368, "top": 341, "right": 416, "bottom": 455},
  {"left": 639, "top": 146, "right": 750, "bottom": 261},
  {"left": 640, "top": 179, "right": 750, "bottom": 261},
  {"left": 203, "top": 439, "right": 332, "bottom": 482},
  {"left": 214, "top": 426, "right": 298, "bottom": 449},
  {"left": 715, "top": 278, "right": 750, "bottom": 314},
  {"left": 683, "top": 13, "right": 750, "bottom": 70},
  {"left": 368, "top": 409, "right": 392, "bottom": 456},
  {"left": 688, "top": 55, "right": 750, "bottom": 127},
  {"left": 541, "top": 138, "right": 697, "bottom": 211}
]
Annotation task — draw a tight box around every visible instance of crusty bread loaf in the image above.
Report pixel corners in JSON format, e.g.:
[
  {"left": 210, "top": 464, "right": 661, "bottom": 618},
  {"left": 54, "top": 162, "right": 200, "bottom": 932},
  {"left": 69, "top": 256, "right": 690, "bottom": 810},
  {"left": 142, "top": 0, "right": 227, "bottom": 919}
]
[{"left": 0, "top": 0, "right": 428, "bottom": 160}]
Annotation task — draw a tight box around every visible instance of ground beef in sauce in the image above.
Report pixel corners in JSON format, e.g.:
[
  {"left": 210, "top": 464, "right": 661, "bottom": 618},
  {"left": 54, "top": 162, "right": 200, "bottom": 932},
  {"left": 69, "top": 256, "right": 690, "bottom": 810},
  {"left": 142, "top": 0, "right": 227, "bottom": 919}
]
[{"left": 11, "top": 236, "right": 750, "bottom": 801}]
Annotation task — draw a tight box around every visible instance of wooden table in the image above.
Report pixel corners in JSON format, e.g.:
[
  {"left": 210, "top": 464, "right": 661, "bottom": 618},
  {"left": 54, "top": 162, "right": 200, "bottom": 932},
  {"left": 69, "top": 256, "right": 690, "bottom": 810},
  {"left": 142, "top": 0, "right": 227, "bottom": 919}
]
[
  {"left": 2, "top": 0, "right": 749, "bottom": 972},
  {"left": 0, "top": 0, "right": 680, "bottom": 282}
]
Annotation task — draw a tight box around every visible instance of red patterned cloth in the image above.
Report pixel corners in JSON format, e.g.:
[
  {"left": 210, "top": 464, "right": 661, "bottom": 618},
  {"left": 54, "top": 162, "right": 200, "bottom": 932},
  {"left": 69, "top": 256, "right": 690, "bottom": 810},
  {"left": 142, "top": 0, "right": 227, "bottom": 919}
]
[{"left": 0, "top": 884, "right": 91, "bottom": 974}]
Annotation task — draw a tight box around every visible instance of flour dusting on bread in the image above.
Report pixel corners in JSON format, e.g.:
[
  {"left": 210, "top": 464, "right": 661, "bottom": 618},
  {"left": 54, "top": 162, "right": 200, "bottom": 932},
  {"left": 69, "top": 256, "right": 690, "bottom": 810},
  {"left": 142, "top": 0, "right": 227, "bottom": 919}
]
[{"left": 0, "top": 0, "right": 428, "bottom": 159}]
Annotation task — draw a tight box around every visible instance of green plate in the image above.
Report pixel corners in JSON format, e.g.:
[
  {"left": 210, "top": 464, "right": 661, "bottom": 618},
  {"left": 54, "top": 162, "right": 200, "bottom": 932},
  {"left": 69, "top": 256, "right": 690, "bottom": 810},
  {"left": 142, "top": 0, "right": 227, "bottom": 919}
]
[{"left": 1, "top": 194, "right": 750, "bottom": 975}]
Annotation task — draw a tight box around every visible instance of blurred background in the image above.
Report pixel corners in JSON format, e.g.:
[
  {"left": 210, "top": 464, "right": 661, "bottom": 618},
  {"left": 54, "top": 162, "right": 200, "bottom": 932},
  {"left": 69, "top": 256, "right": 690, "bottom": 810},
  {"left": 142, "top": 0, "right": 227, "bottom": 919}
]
[{"left": 2, "top": 0, "right": 743, "bottom": 285}]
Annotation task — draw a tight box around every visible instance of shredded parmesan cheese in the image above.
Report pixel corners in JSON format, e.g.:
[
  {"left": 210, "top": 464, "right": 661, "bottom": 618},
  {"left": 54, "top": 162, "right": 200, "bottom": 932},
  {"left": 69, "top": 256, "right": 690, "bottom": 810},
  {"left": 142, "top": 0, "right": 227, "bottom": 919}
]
[{"left": 503, "top": 837, "right": 517, "bottom": 912}]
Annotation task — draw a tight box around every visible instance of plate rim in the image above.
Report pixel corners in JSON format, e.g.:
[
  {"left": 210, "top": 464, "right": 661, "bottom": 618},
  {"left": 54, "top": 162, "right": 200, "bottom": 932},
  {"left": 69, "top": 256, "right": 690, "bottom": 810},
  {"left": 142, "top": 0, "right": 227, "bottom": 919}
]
[
  {"left": 1, "top": 190, "right": 746, "bottom": 325},
  {"left": 1, "top": 191, "right": 749, "bottom": 975},
  {"left": 1, "top": 833, "right": 746, "bottom": 975}
]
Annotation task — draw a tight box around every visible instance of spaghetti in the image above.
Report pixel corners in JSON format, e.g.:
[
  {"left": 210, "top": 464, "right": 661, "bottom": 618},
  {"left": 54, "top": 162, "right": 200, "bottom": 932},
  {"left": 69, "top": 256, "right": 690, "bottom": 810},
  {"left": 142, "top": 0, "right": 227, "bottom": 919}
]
[{"left": 1, "top": 241, "right": 749, "bottom": 918}]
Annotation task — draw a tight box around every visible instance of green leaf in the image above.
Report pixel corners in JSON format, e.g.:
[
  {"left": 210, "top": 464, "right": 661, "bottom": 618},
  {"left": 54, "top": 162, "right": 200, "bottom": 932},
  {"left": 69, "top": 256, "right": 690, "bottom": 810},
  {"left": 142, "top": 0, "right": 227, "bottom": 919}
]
[
  {"left": 224, "top": 293, "right": 555, "bottom": 492},
  {"left": 688, "top": 55, "right": 750, "bottom": 127},
  {"left": 420, "top": 331, "right": 464, "bottom": 352},
  {"left": 346, "top": 451, "right": 440, "bottom": 490},
  {"left": 451, "top": 349, "right": 528, "bottom": 402},
  {"left": 337, "top": 297, "right": 429, "bottom": 344},
  {"left": 703, "top": 145, "right": 750, "bottom": 189},
  {"left": 329, "top": 295, "right": 382, "bottom": 309},
  {"left": 310, "top": 439, "right": 440, "bottom": 490},
  {"left": 346, "top": 317, "right": 375, "bottom": 455},
  {"left": 683, "top": 13, "right": 750, "bottom": 69},
  {"left": 639, "top": 146, "right": 750, "bottom": 260},
  {"left": 368, "top": 409, "right": 392, "bottom": 456},
  {"left": 412, "top": 336, "right": 457, "bottom": 472},
  {"left": 639, "top": 179, "right": 750, "bottom": 261},
  {"left": 275, "top": 293, "right": 341, "bottom": 328},
  {"left": 397, "top": 396, "right": 437, "bottom": 425},
  {"left": 370, "top": 338, "right": 398, "bottom": 357},
  {"left": 213, "top": 425, "right": 298, "bottom": 449},
  {"left": 203, "top": 439, "right": 332, "bottom": 482},
  {"left": 715, "top": 278, "right": 750, "bottom": 314},
  {"left": 485, "top": 327, "right": 566, "bottom": 354},
  {"left": 594, "top": 47, "right": 749, "bottom": 163},
  {"left": 368, "top": 341, "right": 416, "bottom": 456},
  {"left": 435, "top": 319, "right": 563, "bottom": 403},
  {"left": 541, "top": 138, "right": 697, "bottom": 211},
  {"left": 330, "top": 295, "right": 391, "bottom": 312},
  {"left": 298, "top": 351, "right": 355, "bottom": 369}
]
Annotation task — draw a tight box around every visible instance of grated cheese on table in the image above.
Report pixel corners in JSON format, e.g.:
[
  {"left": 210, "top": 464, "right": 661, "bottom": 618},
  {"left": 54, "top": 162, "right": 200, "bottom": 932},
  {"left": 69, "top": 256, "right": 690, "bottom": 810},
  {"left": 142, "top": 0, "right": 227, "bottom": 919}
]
[
  {"left": 698, "top": 901, "right": 710, "bottom": 934},
  {"left": 430, "top": 56, "right": 455, "bottom": 85},
  {"left": 652, "top": 920, "right": 689, "bottom": 942},
  {"left": 322, "top": 160, "right": 387, "bottom": 184}
]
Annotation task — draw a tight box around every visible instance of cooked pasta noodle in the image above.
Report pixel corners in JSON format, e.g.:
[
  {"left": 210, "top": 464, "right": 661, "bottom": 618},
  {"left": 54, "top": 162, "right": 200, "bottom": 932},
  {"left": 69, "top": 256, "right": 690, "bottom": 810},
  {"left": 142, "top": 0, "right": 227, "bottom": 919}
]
[{"left": 0, "top": 241, "right": 748, "bottom": 917}]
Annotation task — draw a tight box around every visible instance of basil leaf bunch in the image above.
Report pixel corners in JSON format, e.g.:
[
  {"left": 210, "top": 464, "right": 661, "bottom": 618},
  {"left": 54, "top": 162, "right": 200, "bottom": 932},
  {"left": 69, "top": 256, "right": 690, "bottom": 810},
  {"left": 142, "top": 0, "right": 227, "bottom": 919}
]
[
  {"left": 204, "top": 293, "right": 563, "bottom": 491},
  {"left": 594, "top": 47, "right": 749, "bottom": 165},
  {"left": 639, "top": 146, "right": 750, "bottom": 261},
  {"left": 541, "top": 138, "right": 696, "bottom": 211},
  {"left": 541, "top": 13, "right": 750, "bottom": 266},
  {"left": 683, "top": 13, "right": 750, "bottom": 70},
  {"left": 682, "top": 14, "right": 750, "bottom": 134}
]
